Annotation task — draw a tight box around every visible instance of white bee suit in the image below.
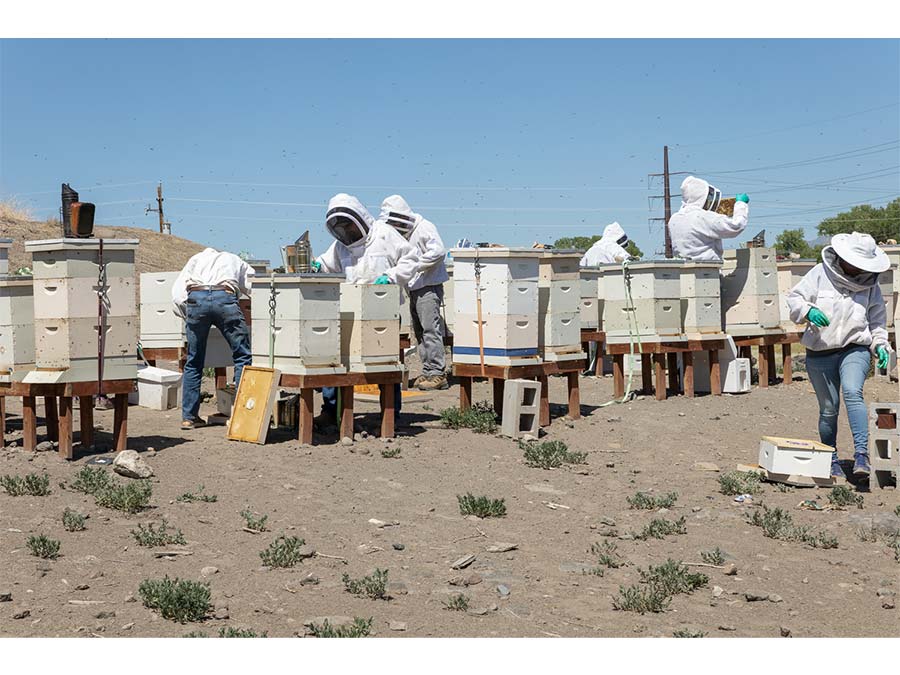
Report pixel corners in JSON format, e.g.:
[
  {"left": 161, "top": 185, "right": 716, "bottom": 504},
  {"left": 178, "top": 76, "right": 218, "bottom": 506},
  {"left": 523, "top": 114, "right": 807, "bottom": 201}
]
[
  {"left": 580, "top": 222, "right": 631, "bottom": 266},
  {"left": 668, "top": 176, "right": 749, "bottom": 262},
  {"left": 380, "top": 194, "right": 449, "bottom": 291}
]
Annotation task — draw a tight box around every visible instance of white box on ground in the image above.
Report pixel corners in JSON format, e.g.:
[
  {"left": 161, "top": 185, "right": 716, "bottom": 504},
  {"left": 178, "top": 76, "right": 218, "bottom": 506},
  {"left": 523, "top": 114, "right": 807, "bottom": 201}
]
[
  {"left": 758, "top": 436, "right": 834, "bottom": 479},
  {"left": 135, "top": 365, "right": 182, "bottom": 411},
  {"left": 217, "top": 385, "right": 236, "bottom": 416}
]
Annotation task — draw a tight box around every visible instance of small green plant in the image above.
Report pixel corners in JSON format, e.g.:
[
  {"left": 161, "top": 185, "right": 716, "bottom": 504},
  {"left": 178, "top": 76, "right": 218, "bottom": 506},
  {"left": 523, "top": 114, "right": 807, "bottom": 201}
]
[
  {"left": 342, "top": 568, "right": 390, "bottom": 600},
  {"left": 612, "top": 583, "right": 672, "bottom": 614},
  {"left": 27, "top": 533, "right": 60, "bottom": 559},
  {"left": 443, "top": 593, "right": 470, "bottom": 611},
  {"left": 673, "top": 629, "right": 707, "bottom": 638},
  {"left": 828, "top": 486, "right": 864, "bottom": 510},
  {"left": 700, "top": 547, "right": 726, "bottom": 566},
  {"left": 749, "top": 506, "right": 838, "bottom": 549},
  {"left": 888, "top": 532, "right": 900, "bottom": 563},
  {"left": 71, "top": 467, "right": 113, "bottom": 496},
  {"left": 457, "top": 492, "right": 507, "bottom": 518},
  {"left": 131, "top": 520, "right": 187, "bottom": 547},
  {"left": 240, "top": 508, "right": 268, "bottom": 533},
  {"left": 259, "top": 535, "right": 307, "bottom": 568},
  {"left": 1, "top": 472, "right": 51, "bottom": 496},
  {"left": 639, "top": 559, "right": 708, "bottom": 595},
  {"left": 95, "top": 480, "right": 152, "bottom": 513},
  {"left": 177, "top": 485, "right": 218, "bottom": 503},
  {"left": 138, "top": 576, "right": 212, "bottom": 623},
  {"left": 589, "top": 540, "right": 624, "bottom": 571},
  {"left": 308, "top": 617, "right": 373, "bottom": 638},
  {"left": 894, "top": 505, "right": 900, "bottom": 518},
  {"left": 775, "top": 483, "right": 795, "bottom": 493},
  {"left": 219, "top": 627, "right": 267, "bottom": 638},
  {"left": 62, "top": 508, "right": 87, "bottom": 532},
  {"left": 183, "top": 631, "right": 208, "bottom": 638},
  {"left": 520, "top": 439, "right": 587, "bottom": 470},
  {"left": 381, "top": 446, "right": 402, "bottom": 459},
  {"left": 633, "top": 516, "right": 687, "bottom": 541},
  {"left": 627, "top": 491, "right": 678, "bottom": 510},
  {"left": 718, "top": 471, "right": 762, "bottom": 496},
  {"left": 439, "top": 401, "right": 498, "bottom": 434}
]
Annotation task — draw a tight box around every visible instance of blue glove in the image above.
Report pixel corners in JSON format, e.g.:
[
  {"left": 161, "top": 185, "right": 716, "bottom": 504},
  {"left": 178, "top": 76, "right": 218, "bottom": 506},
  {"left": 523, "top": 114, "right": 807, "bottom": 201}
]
[
  {"left": 876, "top": 346, "right": 890, "bottom": 370},
  {"left": 807, "top": 307, "right": 829, "bottom": 327},
  {"left": 374, "top": 274, "right": 391, "bottom": 285},
  {"left": 311, "top": 260, "right": 322, "bottom": 272},
  {"left": 735, "top": 193, "right": 750, "bottom": 204}
]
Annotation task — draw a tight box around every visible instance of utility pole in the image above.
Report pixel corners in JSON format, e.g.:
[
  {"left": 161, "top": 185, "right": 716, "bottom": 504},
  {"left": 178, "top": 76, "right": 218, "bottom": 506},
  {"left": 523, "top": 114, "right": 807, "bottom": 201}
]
[
  {"left": 663, "top": 145, "right": 672, "bottom": 258},
  {"left": 145, "top": 182, "right": 171, "bottom": 234}
]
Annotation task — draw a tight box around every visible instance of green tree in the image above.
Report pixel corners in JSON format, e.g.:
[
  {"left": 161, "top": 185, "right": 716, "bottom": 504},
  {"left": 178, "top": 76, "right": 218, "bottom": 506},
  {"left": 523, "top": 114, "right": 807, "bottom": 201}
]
[
  {"left": 775, "top": 229, "right": 815, "bottom": 258},
  {"left": 817, "top": 198, "right": 900, "bottom": 243},
  {"left": 624, "top": 241, "right": 644, "bottom": 259}
]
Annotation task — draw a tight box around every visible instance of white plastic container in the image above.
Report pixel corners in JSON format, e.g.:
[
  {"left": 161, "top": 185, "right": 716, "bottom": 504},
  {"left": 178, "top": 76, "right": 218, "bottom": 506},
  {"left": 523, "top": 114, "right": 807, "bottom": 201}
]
[
  {"left": 0, "top": 239, "right": 11, "bottom": 276},
  {"left": 758, "top": 436, "right": 834, "bottom": 479},
  {"left": 135, "top": 365, "right": 182, "bottom": 411}
]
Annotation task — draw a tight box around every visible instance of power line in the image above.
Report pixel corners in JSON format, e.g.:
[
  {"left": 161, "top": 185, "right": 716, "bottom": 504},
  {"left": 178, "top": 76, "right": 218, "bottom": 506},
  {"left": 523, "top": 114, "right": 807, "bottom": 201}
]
[
  {"left": 171, "top": 179, "right": 652, "bottom": 192},
  {"left": 696, "top": 141, "right": 899, "bottom": 175}
]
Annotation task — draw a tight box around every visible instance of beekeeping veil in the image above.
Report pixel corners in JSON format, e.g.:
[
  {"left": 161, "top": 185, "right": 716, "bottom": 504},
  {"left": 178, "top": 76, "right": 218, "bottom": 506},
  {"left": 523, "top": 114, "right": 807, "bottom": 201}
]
[
  {"left": 325, "top": 193, "right": 374, "bottom": 247},
  {"left": 681, "top": 176, "right": 722, "bottom": 212},
  {"left": 380, "top": 194, "right": 419, "bottom": 240}
]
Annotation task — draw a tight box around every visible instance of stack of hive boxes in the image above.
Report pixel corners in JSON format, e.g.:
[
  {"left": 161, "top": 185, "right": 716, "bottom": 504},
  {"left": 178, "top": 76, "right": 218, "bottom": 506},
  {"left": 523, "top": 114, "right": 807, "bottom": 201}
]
[
  {"left": 538, "top": 252, "right": 584, "bottom": 362},
  {"left": 139, "top": 272, "right": 184, "bottom": 349},
  {"left": 0, "top": 273, "right": 35, "bottom": 383},
  {"left": 579, "top": 267, "right": 603, "bottom": 331},
  {"left": 879, "top": 244, "right": 899, "bottom": 328},
  {"left": 680, "top": 262, "right": 724, "bottom": 337},
  {"left": 0, "top": 238, "right": 11, "bottom": 275},
  {"left": 451, "top": 248, "right": 541, "bottom": 366},
  {"left": 603, "top": 260, "right": 683, "bottom": 343},
  {"left": 250, "top": 274, "right": 345, "bottom": 375},
  {"left": 340, "top": 283, "right": 401, "bottom": 372},
  {"left": 720, "top": 247, "right": 780, "bottom": 335},
  {"left": 24, "top": 238, "right": 138, "bottom": 383},
  {"left": 776, "top": 260, "right": 816, "bottom": 329}
]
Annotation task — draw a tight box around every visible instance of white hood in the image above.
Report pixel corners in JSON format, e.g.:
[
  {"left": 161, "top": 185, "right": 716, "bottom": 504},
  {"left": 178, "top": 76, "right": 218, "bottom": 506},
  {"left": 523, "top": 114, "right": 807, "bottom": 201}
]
[
  {"left": 668, "top": 176, "right": 748, "bottom": 262},
  {"left": 680, "top": 175, "right": 721, "bottom": 211},
  {"left": 325, "top": 193, "right": 375, "bottom": 250},
  {"left": 380, "top": 194, "right": 419, "bottom": 239},
  {"left": 580, "top": 222, "right": 631, "bottom": 266},
  {"left": 602, "top": 221, "right": 627, "bottom": 245}
]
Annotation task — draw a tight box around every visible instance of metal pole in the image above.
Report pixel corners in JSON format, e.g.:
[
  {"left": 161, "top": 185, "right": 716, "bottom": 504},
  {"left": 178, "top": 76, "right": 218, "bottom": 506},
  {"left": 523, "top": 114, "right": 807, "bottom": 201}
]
[
  {"left": 663, "top": 145, "right": 673, "bottom": 258},
  {"left": 156, "top": 183, "right": 165, "bottom": 234}
]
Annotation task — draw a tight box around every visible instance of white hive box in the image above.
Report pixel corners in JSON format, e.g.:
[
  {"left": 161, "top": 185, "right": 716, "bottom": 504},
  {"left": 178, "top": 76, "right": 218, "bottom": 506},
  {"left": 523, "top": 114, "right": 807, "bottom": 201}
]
[
  {"left": 451, "top": 248, "right": 541, "bottom": 366},
  {"left": 0, "top": 275, "right": 35, "bottom": 383},
  {"left": 678, "top": 336, "right": 750, "bottom": 394},
  {"left": 758, "top": 436, "right": 833, "bottom": 480},
  {"left": 442, "top": 263, "right": 455, "bottom": 331},
  {"left": 139, "top": 271, "right": 183, "bottom": 346},
  {"left": 250, "top": 273, "right": 345, "bottom": 375},
  {"left": 680, "top": 262, "right": 724, "bottom": 336},
  {"left": 721, "top": 247, "right": 780, "bottom": 334},
  {"left": 876, "top": 264, "right": 895, "bottom": 328},
  {"left": 246, "top": 259, "right": 270, "bottom": 277},
  {"left": 579, "top": 268, "right": 602, "bottom": 330},
  {"left": 538, "top": 252, "right": 584, "bottom": 362},
  {"left": 24, "top": 239, "right": 138, "bottom": 384},
  {"left": 602, "top": 260, "right": 683, "bottom": 343},
  {"left": 340, "top": 282, "right": 401, "bottom": 372},
  {"left": 134, "top": 365, "right": 182, "bottom": 411},
  {"left": 776, "top": 260, "right": 816, "bottom": 328},
  {"left": 0, "top": 238, "right": 11, "bottom": 275}
]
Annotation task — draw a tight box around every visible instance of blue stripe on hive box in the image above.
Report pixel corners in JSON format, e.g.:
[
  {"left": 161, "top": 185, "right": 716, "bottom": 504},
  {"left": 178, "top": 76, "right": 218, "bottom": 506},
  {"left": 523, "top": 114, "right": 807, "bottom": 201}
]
[{"left": 453, "top": 346, "right": 539, "bottom": 357}]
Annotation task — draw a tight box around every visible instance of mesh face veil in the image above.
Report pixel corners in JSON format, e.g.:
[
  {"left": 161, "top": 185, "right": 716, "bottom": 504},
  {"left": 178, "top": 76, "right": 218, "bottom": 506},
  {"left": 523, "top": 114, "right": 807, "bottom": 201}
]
[
  {"left": 385, "top": 210, "right": 416, "bottom": 239},
  {"left": 703, "top": 184, "right": 722, "bottom": 212}
]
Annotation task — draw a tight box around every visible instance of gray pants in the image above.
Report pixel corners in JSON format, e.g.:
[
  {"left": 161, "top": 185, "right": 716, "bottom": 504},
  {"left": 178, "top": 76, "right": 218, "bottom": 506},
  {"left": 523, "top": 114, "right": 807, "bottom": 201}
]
[{"left": 409, "top": 284, "right": 446, "bottom": 377}]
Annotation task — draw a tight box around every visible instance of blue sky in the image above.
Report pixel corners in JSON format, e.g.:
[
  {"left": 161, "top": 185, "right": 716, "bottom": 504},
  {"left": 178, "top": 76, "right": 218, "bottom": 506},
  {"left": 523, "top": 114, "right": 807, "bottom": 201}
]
[{"left": 1, "top": 39, "right": 898, "bottom": 263}]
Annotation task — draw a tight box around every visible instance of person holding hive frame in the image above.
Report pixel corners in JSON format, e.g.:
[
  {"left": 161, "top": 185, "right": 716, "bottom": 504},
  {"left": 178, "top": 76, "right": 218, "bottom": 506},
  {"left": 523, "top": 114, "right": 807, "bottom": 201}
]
[{"left": 786, "top": 232, "right": 892, "bottom": 479}]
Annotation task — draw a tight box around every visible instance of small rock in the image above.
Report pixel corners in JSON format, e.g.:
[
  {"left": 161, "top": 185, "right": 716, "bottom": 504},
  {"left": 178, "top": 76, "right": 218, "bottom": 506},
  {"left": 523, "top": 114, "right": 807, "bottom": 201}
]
[
  {"left": 485, "top": 543, "right": 518, "bottom": 553},
  {"left": 497, "top": 584, "right": 510, "bottom": 597},
  {"left": 718, "top": 624, "right": 736, "bottom": 632},
  {"left": 745, "top": 592, "right": 768, "bottom": 602},
  {"left": 393, "top": 543, "right": 405, "bottom": 551},
  {"left": 876, "top": 588, "right": 895, "bottom": 598},
  {"left": 448, "top": 576, "right": 467, "bottom": 587},
  {"left": 802, "top": 577, "right": 809, "bottom": 584},
  {"left": 692, "top": 462, "right": 721, "bottom": 472},
  {"left": 214, "top": 606, "right": 229, "bottom": 620},
  {"left": 780, "top": 626, "right": 792, "bottom": 638},
  {"left": 724, "top": 563, "right": 738, "bottom": 576},
  {"left": 605, "top": 462, "right": 615, "bottom": 468},
  {"left": 450, "top": 554, "right": 476, "bottom": 570},
  {"left": 712, "top": 586, "right": 724, "bottom": 598},
  {"left": 124, "top": 594, "right": 136, "bottom": 603},
  {"left": 341, "top": 437, "right": 353, "bottom": 446},
  {"left": 607, "top": 416, "right": 621, "bottom": 423},
  {"left": 368, "top": 518, "right": 399, "bottom": 528},
  {"left": 13, "top": 609, "right": 31, "bottom": 620},
  {"left": 283, "top": 483, "right": 297, "bottom": 490},
  {"left": 353, "top": 433, "right": 362, "bottom": 441},
  {"left": 881, "top": 599, "right": 895, "bottom": 610},
  {"left": 35, "top": 440, "right": 54, "bottom": 452},
  {"left": 299, "top": 574, "right": 320, "bottom": 586},
  {"left": 361, "top": 430, "right": 369, "bottom": 439},
  {"left": 355, "top": 447, "right": 370, "bottom": 456},
  {"left": 386, "top": 582, "right": 408, "bottom": 596},
  {"left": 112, "top": 450, "right": 154, "bottom": 479},
  {"left": 75, "top": 584, "right": 90, "bottom": 591},
  {"left": 769, "top": 594, "right": 783, "bottom": 603},
  {"left": 0, "top": 591, "right": 12, "bottom": 602},
  {"left": 468, "top": 606, "right": 489, "bottom": 616},
  {"left": 95, "top": 611, "right": 116, "bottom": 619},
  {"left": 466, "top": 573, "right": 483, "bottom": 586},
  {"left": 389, "top": 621, "right": 407, "bottom": 631},
  {"left": 692, "top": 506, "right": 702, "bottom": 512},
  {"left": 599, "top": 517, "right": 616, "bottom": 527},
  {"left": 201, "top": 566, "right": 219, "bottom": 577},
  {"left": 121, "top": 622, "right": 135, "bottom": 631}
]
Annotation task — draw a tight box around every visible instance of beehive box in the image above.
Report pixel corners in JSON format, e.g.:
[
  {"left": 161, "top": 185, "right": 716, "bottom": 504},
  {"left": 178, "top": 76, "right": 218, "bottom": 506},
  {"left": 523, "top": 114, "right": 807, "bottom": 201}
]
[
  {"left": 443, "top": 263, "right": 455, "bottom": 331},
  {"left": 23, "top": 239, "right": 138, "bottom": 383},
  {"left": 758, "top": 436, "right": 834, "bottom": 480},
  {"left": 602, "top": 260, "right": 684, "bottom": 343},
  {"left": 776, "top": 260, "right": 816, "bottom": 328},
  {"left": 537, "top": 252, "right": 583, "bottom": 361},
  {"left": 451, "top": 248, "right": 541, "bottom": 366},
  {"left": 250, "top": 273, "right": 344, "bottom": 375},
  {"left": 340, "top": 282, "right": 401, "bottom": 372},
  {"left": 0, "top": 238, "right": 11, "bottom": 275},
  {"left": 876, "top": 264, "right": 895, "bottom": 328},
  {"left": 579, "top": 268, "right": 602, "bottom": 330},
  {"left": 721, "top": 247, "right": 780, "bottom": 334},
  {"left": 0, "top": 275, "right": 35, "bottom": 382},
  {"left": 680, "top": 262, "right": 724, "bottom": 336}
]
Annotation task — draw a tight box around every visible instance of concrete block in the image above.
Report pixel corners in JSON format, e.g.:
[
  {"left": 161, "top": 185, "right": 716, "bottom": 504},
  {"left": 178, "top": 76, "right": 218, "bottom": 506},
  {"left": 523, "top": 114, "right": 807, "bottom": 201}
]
[
  {"left": 453, "top": 313, "right": 538, "bottom": 351},
  {"left": 33, "top": 276, "right": 135, "bottom": 319},
  {"left": 340, "top": 283, "right": 399, "bottom": 321},
  {"left": 500, "top": 379, "right": 541, "bottom": 439},
  {"left": 454, "top": 279, "right": 537, "bottom": 316},
  {"left": 759, "top": 436, "right": 833, "bottom": 479},
  {"left": 341, "top": 317, "right": 400, "bottom": 364},
  {"left": 603, "top": 298, "right": 682, "bottom": 338}
]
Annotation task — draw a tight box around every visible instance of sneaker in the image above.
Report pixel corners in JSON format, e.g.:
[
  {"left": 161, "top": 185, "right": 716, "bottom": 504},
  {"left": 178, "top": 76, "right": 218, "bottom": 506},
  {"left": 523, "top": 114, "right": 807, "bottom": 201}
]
[
  {"left": 830, "top": 461, "right": 845, "bottom": 479},
  {"left": 418, "top": 374, "right": 449, "bottom": 391},
  {"left": 181, "top": 418, "right": 207, "bottom": 430},
  {"left": 411, "top": 375, "right": 427, "bottom": 388},
  {"left": 852, "top": 454, "right": 871, "bottom": 476}
]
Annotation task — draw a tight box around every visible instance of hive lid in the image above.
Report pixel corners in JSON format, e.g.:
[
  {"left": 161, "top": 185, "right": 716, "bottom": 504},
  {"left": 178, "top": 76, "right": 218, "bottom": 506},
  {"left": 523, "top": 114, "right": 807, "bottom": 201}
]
[
  {"left": 25, "top": 238, "right": 140, "bottom": 252},
  {"left": 250, "top": 273, "right": 344, "bottom": 284},
  {"left": 681, "top": 261, "right": 723, "bottom": 269},
  {"left": 599, "top": 259, "right": 686, "bottom": 271},
  {"left": 137, "top": 365, "right": 182, "bottom": 384},
  {"left": 760, "top": 436, "right": 833, "bottom": 452},
  {"left": 450, "top": 247, "right": 542, "bottom": 260},
  {"left": 776, "top": 260, "right": 818, "bottom": 268},
  {"left": 539, "top": 249, "right": 582, "bottom": 259}
]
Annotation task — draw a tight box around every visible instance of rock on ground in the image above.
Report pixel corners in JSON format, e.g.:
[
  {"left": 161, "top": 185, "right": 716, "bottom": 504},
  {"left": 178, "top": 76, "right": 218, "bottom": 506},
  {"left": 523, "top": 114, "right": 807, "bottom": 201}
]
[{"left": 112, "top": 450, "right": 154, "bottom": 479}]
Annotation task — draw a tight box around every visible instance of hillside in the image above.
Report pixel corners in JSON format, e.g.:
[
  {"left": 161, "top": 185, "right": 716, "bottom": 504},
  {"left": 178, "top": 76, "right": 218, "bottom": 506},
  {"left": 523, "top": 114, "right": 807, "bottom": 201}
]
[{"left": 0, "top": 214, "right": 207, "bottom": 274}]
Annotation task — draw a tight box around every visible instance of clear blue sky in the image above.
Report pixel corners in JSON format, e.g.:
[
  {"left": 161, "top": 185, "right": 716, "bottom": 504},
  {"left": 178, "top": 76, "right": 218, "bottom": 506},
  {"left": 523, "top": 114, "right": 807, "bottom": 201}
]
[{"left": 1, "top": 39, "right": 898, "bottom": 263}]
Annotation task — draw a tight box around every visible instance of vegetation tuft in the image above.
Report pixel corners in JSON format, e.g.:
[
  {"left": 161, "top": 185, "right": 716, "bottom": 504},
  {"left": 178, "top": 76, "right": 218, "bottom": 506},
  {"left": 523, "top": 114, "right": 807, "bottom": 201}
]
[
  {"left": 62, "top": 508, "right": 87, "bottom": 532},
  {"left": 443, "top": 593, "right": 470, "bottom": 611},
  {"left": 259, "top": 535, "right": 308, "bottom": 568},
  {"left": 632, "top": 516, "right": 687, "bottom": 541},
  {"left": 612, "top": 583, "right": 671, "bottom": 614},
  {"left": 138, "top": 576, "right": 212, "bottom": 623},
  {"left": 308, "top": 617, "right": 373, "bottom": 638},
  {"left": 219, "top": 627, "right": 267, "bottom": 638},
  {"left": 457, "top": 493, "right": 507, "bottom": 518},
  {"left": 749, "top": 506, "right": 838, "bottom": 549},
  {"left": 95, "top": 481, "right": 153, "bottom": 513},
  {"left": 342, "top": 568, "right": 390, "bottom": 600},
  {"left": 71, "top": 467, "right": 113, "bottom": 496},
  {"left": 588, "top": 540, "right": 625, "bottom": 574},
  {"left": 627, "top": 491, "right": 677, "bottom": 510},
  {"left": 1, "top": 472, "right": 51, "bottom": 496},
  {"left": 613, "top": 559, "right": 707, "bottom": 614},
  {"left": 700, "top": 547, "right": 726, "bottom": 566},
  {"left": 673, "top": 629, "right": 707, "bottom": 638},
  {"left": 240, "top": 508, "right": 268, "bottom": 533},
  {"left": 26, "top": 533, "right": 60, "bottom": 559},
  {"left": 828, "top": 486, "right": 864, "bottom": 510},
  {"left": 520, "top": 439, "right": 587, "bottom": 469},
  {"left": 718, "top": 471, "right": 762, "bottom": 496},
  {"left": 131, "top": 520, "right": 187, "bottom": 547},
  {"left": 177, "top": 485, "right": 218, "bottom": 503},
  {"left": 381, "top": 447, "right": 402, "bottom": 459},
  {"left": 440, "top": 401, "right": 498, "bottom": 434}
]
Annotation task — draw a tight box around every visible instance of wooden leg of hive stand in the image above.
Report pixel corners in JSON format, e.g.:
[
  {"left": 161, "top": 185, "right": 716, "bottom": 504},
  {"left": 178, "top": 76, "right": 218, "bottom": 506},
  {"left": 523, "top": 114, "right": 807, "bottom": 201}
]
[{"left": 58, "top": 396, "right": 74, "bottom": 460}]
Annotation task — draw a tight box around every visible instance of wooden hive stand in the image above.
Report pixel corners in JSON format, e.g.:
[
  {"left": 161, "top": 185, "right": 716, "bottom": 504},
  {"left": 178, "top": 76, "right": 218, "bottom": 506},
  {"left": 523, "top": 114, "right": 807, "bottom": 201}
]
[
  {"left": 605, "top": 337, "right": 727, "bottom": 401},
  {"left": 731, "top": 329, "right": 804, "bottom": 388},
  {"left": 580, "top": 329, "right": 606, "bottom": 376},
  {"left": 452, "top": 358, "right": 585, "bottom": 428}
]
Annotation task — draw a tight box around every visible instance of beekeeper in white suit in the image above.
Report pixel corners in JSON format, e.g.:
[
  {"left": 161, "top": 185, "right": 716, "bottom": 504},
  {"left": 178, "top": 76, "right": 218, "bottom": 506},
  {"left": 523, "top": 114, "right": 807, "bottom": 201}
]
[
  {"left": 668, "top": 176, "right": 750, "bottom": 262},
  {"left": 580, "top": 222, "right": 632, "bottom": 266},
  {"left": 380, "top": 195, "right": 450, "bottom": 391},
  {"left": 313, "top": 193, "right": 416, "bottom": 428}
]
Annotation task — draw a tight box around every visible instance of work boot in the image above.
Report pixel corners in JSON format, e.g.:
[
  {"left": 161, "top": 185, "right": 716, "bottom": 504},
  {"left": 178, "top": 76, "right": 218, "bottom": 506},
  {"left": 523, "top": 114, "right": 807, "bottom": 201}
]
[
  {"left": 418, "top": 374, "right": 449, "bottom": 391},
  {"left": 412, "top": 375, "right": 427, "bottom": 388},
  {"left": 852, "top": 453, "right": 871, "bottom": 477}
]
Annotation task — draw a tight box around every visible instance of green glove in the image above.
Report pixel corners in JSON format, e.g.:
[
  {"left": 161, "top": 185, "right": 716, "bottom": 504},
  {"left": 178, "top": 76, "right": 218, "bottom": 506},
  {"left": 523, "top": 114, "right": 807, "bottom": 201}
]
[
  {"left": 735, "top": 193, "right": 750, "bottom": 203},
  {"left": 876, "top": 346, "right": 890, "bottom": 370},
  {"left": 310, "top": 260, "right": 322, "bottom": 272},
  {"left": 807, "top": 307, "right": 830, "bottom": 327},
  {"left": 374, "top": 274, "right": 391, "bottom": 285}
]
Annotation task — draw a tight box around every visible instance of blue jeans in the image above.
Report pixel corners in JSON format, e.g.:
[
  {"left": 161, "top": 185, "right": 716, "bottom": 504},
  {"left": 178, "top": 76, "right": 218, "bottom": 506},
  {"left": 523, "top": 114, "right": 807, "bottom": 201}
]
[
  {"left": 805, "top": 344, "right": 871, "bottom": 461},
  {"left": 322, "top": 383, "right": 402, "bottom": 418},
  {"left": 182, "top": 289, "right": 252, "bottom": 421}
]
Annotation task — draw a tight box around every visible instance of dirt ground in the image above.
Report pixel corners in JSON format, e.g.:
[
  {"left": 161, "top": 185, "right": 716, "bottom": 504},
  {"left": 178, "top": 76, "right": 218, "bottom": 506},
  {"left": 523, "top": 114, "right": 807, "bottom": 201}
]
[{"left": 1, "top": 355, "right": 898, "bottom": 638}]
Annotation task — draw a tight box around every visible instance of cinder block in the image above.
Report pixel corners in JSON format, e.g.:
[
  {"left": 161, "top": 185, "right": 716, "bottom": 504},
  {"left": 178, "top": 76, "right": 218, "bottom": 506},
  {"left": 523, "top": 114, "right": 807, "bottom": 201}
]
[
  {"left": 341, "top": 317, "right": 400, "bottom": 364},
  {"left": 454, "top": 279, "right": 537, "bottom": 316},
  {"left": 500, "top": 378, "right": 541, "bottom": 439},
  {"left": 603, "top": 298, "right": 682, "bottom": 338},
  {"left": 602, "top": 262, "right": 682, "bottom": 302},
  {"left": 340, "top": 283, "right": 399, "bottom": 321}
]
